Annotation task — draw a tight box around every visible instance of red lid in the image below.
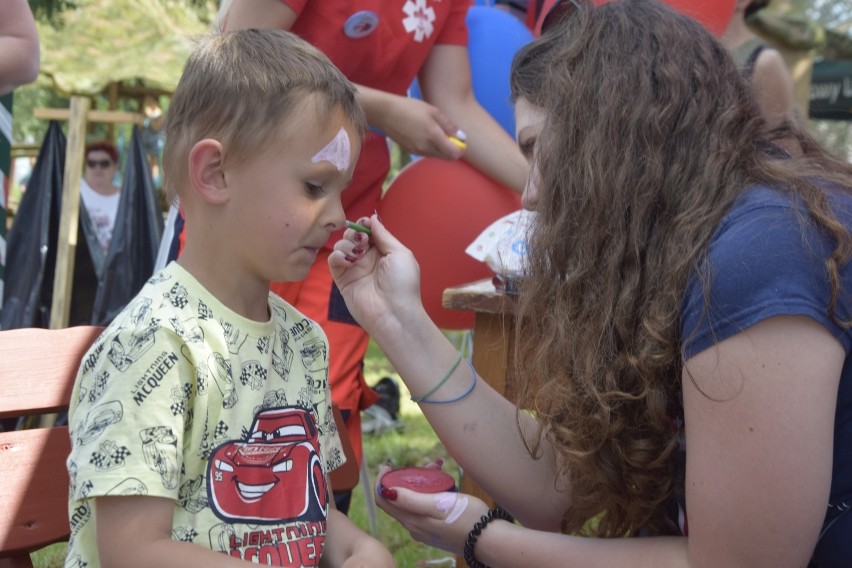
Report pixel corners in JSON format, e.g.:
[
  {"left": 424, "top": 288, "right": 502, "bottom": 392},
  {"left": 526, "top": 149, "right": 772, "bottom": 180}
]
[{"left": 381, "top": 467, "right": 457, "bottom": 494}]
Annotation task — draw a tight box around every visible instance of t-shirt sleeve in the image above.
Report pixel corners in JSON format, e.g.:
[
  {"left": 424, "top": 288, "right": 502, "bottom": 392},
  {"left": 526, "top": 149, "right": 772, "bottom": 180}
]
[
  {"left": 434, "top": 0, "right": 472, "bottom": 46},
  {"left": 321, "top": 387, "right": 346, "bottom": 474},
  {"left": 681, "top": 192, "right": 852, "bottom": 359},
  {"left": 68, "top": 325, "right": 192, "bottom": 502}
]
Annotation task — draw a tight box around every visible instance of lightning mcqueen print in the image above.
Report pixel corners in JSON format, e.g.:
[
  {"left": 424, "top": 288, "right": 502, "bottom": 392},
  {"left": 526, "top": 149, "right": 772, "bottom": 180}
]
[{"left": 208, "top": 407, "right": 329, "bottom": 524}]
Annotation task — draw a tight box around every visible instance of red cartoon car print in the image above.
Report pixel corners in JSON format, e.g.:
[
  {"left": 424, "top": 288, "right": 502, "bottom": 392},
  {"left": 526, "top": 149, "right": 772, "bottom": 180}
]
[{"left": 208, "top": 407, "right": 328, "bottom": 523}]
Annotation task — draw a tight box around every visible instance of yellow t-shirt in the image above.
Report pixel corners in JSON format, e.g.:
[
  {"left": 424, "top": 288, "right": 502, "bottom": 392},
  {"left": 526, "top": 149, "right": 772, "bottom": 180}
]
[{"left": 66, "top": 262, "right": 344, "bottom": 567}]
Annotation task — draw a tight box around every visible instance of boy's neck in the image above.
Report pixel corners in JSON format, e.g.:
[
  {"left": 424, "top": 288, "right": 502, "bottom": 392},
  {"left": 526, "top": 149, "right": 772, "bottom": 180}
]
[{"left": 177, "top": 251, "right": 271, "bottom": 322}]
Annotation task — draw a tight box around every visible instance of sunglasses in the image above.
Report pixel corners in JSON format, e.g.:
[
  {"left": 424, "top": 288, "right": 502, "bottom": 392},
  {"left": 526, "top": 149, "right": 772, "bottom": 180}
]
[{"left": 86, "top": 159, "right": 113, "bottom": 169}]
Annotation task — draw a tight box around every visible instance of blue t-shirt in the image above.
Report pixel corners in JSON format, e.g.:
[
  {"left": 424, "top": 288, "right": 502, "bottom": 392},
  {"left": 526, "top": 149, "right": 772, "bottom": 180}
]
[{"left": 680, "top": 185, "right": 852, "bottom": 566}]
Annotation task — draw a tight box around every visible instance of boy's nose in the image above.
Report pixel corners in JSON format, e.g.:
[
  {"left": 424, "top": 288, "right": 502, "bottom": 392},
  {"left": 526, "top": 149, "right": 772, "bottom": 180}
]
[{"left": 326, "top": 200, "right": 346, "bottom": 231}]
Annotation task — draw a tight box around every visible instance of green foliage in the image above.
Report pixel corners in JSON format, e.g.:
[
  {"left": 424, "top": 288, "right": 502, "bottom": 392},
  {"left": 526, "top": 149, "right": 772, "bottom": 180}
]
[
  {"left": 11, "top": 83, "right": 67, "bottom": 144},
  {"left": 350, "top": 412, "right": 459, "bottom": 567},
  {"left": 29, "top": 0, "right": 79, "bottom": 26},
  {"left": 28, "top": 0, "right": 216, "bottom": 26}
]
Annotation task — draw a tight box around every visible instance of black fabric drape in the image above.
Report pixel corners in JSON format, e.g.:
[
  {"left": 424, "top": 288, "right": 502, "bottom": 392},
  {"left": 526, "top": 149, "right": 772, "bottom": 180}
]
[
  {"left": 2, "top": 123, "right": 163, "bottom": 329},
  {"left": 91, "top": 126, "right": 163, "bottom": 325},
  {"left": 1, "top": 121, "right": 66, "bottom": 329}
]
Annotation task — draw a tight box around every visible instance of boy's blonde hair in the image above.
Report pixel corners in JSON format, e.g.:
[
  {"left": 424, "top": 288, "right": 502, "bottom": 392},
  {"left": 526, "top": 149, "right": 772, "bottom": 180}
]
[{"left": 162, "top": 29, "right": 366, "bottom": 203}]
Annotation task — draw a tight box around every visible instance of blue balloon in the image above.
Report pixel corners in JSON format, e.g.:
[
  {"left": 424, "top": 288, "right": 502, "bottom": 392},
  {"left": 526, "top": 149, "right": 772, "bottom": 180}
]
[{"left": 409, "top": 6, "right": 532, "bottom": 138}]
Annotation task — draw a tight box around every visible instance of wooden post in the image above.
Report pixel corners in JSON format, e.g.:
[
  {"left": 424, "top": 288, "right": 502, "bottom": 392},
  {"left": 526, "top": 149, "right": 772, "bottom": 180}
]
[
  {"left": 106, "top": 82, "right": 119, "bottom": 141},
  {"left": 31, "top": 102, "right": 144, "bottom": 428},
  {"left": 48, "top": 96, "right": 89, "bottom": 330}
]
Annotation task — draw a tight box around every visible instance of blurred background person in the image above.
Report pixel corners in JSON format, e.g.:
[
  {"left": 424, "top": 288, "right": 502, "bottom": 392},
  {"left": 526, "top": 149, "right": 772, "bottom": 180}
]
[
  {"left": 723, "top": 0, "right": 795, "bottom": 131},
  {"left": 80, "top": 141, "right": 121, "bottom": 256}
]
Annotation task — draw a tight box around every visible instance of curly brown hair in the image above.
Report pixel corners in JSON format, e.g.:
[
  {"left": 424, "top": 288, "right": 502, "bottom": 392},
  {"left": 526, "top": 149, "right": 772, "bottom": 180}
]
[{"left": 509, "top": 0, "right": 852, "bottom": 538}]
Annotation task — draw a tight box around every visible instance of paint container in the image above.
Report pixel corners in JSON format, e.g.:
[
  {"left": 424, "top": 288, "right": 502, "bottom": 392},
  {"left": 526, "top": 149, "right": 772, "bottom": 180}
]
[{"left": 380, "top": 467, "right": 458, "bottom": 494}]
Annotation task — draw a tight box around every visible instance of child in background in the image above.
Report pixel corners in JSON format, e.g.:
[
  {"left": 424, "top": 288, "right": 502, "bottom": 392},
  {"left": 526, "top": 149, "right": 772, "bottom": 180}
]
[
  {"left": 722, "top": 0, "right": 795, "bottom": 131},
  {"left": 66, "top": 29, "right": 394, "bottom": 568}
]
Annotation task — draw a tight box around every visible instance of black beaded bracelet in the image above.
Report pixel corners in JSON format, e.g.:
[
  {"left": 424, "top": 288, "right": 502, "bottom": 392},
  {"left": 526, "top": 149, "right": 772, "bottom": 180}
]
[{"left": 463, "top": 506, "right": 515, "bottom": 568}]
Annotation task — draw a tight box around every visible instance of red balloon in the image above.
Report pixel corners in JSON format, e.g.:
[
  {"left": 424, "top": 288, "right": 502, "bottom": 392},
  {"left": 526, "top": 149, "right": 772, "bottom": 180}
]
[
  {"left": 535, "top": 0, "right": 735, "bottom": 38},
  {"left": 378, "top": 158, "right": 522, "bottom": 330}
]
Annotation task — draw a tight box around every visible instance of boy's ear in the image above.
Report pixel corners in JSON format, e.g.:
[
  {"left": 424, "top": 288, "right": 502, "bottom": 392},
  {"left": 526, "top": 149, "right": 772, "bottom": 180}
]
[{"left": 188, "top": 139, "right": 229, "bottom": 204}]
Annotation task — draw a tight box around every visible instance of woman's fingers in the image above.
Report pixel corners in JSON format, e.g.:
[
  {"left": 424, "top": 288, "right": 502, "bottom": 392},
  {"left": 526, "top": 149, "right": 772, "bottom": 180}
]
[{"left": 379, "top": 487, "right": 471, "bottom": 524}]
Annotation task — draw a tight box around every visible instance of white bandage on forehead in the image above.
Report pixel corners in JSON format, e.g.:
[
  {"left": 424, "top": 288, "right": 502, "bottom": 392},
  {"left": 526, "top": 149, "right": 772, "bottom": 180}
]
[{"left": 311, "top": 127, "right": 351, "bottom": 172}]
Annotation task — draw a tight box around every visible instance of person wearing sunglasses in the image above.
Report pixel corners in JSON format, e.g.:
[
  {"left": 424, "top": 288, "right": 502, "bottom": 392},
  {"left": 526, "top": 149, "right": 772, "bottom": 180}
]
[
  {"left": 329, "top": 1, "right": 852, "bottom": 566},
  {"left": 81, "top": 140, "right": 120, "bottom": 255}
]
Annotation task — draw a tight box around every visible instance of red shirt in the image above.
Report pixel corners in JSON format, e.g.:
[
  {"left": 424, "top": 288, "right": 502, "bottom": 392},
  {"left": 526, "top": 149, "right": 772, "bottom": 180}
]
[
  {"left": 284, "top": 0, "right": 470, "bottom": 96},
  {"left": 282, "top": 1, "right": 472, "bottom": 244}
]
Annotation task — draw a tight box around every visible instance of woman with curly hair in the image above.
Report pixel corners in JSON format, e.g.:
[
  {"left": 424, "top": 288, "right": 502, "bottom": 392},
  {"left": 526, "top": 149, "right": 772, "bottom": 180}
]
[{"left": 330, "top": 1, "right": 852, "bottom": 566}]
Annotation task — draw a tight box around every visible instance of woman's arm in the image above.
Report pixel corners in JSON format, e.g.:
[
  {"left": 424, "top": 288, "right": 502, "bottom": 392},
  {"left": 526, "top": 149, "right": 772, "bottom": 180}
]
[
  {"left": 681, "top": 314, "right": 838, "bottom": 567},
  {"left": 220, "top": 0, "right": 298, "bottom": 31},
  {"left": 374, "top": 314, "right": 841, "bottom": 568},
  {"left": 751, "top": 48, "right": 795, "bottom": 131},
  {"left": 0, "top": 0, "right": 40, "bottom": 95},
  {"left": 418, "top": 44, "right": 528, "bottom": 193},
  {"left": 330, "top": 216, "right": 570, "bottom": 530},
  {"left": 355, "top": 83, "right": 471, "bottom": 161}
]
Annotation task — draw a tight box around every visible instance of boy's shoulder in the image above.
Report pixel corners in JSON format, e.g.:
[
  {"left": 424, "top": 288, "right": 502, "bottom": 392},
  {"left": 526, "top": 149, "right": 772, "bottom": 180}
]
[
  {"left": 268, "top": 292, "right": 328, "bottom": 344},
  {"left": 104, "top": 267, "right": 184, "bottom": 331},
  {"left": 80, "top": 265, "right": 201, "bottom": 369}
]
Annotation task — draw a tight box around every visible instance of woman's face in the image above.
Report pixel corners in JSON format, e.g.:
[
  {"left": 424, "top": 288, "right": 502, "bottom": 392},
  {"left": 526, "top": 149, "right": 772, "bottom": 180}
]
[
  {"left": 514, "top": 98, "right": 547, "bottom": 211},
  {"left": 84, "top": 150, "right": 118, "bottom": 188}
]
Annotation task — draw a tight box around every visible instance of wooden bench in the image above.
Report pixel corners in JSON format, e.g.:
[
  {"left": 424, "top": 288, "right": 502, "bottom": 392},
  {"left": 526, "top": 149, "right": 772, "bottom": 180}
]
[{"left": 0, "top": 326, "right": 103, "bottom": 568}]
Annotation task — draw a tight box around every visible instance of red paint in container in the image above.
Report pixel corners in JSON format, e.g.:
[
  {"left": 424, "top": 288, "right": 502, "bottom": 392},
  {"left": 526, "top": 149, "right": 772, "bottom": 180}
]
[{"left": 380, "top": 467, "right": 458, "bottom": 494}]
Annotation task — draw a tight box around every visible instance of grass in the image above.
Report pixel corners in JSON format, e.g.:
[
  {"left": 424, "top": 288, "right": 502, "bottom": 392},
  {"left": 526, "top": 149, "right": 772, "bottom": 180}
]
[
  {"left": 350, "top": 337, "right": 461, "bottom": 567},
  {"left": 32, "top": 337, "right": 460, "bottom": 568}
]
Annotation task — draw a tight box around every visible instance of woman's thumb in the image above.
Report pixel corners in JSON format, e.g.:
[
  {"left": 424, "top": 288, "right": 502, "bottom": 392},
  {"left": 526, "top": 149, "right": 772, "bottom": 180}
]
[{"left": 369, "top": 213, "right": 407, "bottom": 255}]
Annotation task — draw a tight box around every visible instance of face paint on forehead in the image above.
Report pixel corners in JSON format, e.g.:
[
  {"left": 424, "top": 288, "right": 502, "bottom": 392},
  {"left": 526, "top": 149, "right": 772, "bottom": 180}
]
[{"left": 311, "top": 127, "right": 351, "bottom": 172}]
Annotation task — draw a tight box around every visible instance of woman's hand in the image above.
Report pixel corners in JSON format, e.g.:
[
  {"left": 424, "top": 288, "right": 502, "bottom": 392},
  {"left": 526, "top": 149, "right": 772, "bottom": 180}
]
[
  {"left": 328, "top": 215, "right": 427, "bottom": 340},
  {"left": 373, "top": 464, "right": 490, "bottom": 555},
  {"left": 377, "top": 96, "right": 466, "bottom": 160}
]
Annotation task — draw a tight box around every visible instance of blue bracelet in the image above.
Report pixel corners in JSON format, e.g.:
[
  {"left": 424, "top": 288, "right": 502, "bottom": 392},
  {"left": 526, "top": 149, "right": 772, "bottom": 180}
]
[
  {"left": 418, "top": 358, "right": 478, "bottom": 404},
  {"left": 411, "top": 350, "right": 463, "bottom": 403}
]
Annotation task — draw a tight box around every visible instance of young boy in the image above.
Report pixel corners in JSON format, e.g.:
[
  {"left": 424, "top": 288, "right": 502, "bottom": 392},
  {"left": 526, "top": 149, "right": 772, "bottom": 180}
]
[{"left": 65, "top": 29, "right": 394, "bottom": 567}]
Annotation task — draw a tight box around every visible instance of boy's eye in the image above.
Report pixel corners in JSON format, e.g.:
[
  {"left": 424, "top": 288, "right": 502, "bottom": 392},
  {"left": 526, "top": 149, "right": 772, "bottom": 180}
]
[{"left": 304, "top": 182, "right": 324, "bottom": 196}]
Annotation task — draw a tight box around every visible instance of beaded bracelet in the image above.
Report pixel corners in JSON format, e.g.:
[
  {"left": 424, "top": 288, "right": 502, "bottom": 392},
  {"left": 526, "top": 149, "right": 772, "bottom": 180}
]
[
  {"left": 418, "top": 358, "right": 477, "bottom": 404},
  {"left": 463, "top": 506, "right": 515, "bottom": 568},
  {"left": 410, "top": 350, "right": 462, "bottom": 403}
]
